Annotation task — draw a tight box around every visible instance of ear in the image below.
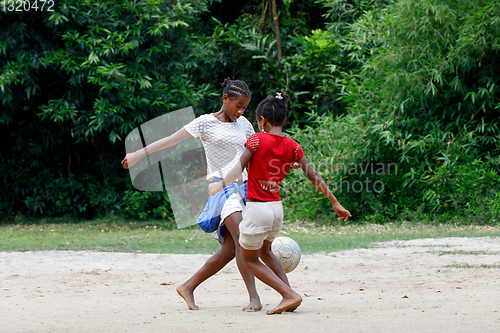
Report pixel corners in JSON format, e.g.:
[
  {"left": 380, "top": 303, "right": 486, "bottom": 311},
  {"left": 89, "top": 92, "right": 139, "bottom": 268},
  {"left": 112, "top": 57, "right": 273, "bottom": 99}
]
[
  {"left": 259, "top": 116, "right": 267, "bottom": 127},
  {"left": 260, "top": 116, "right": 268, "bottom": 131},
  {"left": 222, "top": 94, "right": 229, "bottom": 103}
]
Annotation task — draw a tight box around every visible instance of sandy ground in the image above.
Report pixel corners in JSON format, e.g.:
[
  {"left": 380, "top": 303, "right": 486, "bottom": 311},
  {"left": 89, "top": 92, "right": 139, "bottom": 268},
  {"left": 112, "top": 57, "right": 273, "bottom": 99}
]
[{"left": 1, "top": 237, "right": 499, "bottom": 333}]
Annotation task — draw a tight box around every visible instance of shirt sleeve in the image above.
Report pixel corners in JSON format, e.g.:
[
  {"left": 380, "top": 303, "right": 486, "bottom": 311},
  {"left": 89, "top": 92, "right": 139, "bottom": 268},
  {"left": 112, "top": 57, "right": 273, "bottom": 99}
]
[
  {"left": 183, "top": 115, "right": 205, "bottom": 138},
  {"left": 247, "top": 120, "right": 255, "bottom": 138},
  {"left": 293, "top": 142, "right": 305, "bottom": 162},
  {"left": 245, "top": 133, "right": 260, "bottom": 154}
]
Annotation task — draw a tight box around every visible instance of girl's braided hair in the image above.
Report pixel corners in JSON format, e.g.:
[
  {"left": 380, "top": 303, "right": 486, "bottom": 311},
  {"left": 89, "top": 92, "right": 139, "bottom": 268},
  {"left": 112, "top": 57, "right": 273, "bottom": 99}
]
[
  {"left": 255, "top": 91, "right": 290, "bottom": 126},
  {"left": 222, "top": 77, "right": 251, "bottom": 99}
]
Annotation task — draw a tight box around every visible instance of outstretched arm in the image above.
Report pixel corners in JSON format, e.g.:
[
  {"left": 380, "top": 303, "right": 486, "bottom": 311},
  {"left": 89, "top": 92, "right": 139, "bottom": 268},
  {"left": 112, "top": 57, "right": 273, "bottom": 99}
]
[
  {"left": 208, "top": 146, "right": 253, "bottom": 196},
  {"left": 297, "top": 156, "right": 351, "bottom": 221},
  {"left": 121, "top": 127, "right": 191, "bottom": 169}
]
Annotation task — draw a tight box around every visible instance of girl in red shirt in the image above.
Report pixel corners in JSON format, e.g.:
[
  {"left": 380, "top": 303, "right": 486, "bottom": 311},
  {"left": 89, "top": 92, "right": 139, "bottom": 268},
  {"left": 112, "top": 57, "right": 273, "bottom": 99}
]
[{"left": 209, "top": 92, "right": 351, "bottom": 315}]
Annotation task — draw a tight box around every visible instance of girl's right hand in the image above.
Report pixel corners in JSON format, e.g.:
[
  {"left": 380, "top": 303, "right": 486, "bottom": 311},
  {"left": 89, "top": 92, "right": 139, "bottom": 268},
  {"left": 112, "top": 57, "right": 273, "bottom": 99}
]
[
  {"left": 208, "top": 182, "right": 224, "bottom": 196},
  {"left": 121, "top": 152, "right": 138, "bottom": 169}
]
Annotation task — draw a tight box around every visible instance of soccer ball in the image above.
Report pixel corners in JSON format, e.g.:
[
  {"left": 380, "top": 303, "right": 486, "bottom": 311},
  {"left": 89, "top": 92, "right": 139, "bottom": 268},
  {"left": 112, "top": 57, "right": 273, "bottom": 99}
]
[{"left": 271, "top": 236, "right": 301, "bottom": 273}]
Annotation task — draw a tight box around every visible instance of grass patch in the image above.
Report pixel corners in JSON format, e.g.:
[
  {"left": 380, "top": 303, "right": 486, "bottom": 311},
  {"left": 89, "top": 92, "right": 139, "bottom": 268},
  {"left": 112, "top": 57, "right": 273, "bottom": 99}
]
[
  {"left": 279, "top": 221, "right": 500, "bottom": 254},
  {"left": 0, "top": 219, "right": 499, "bottom": 254},
  {"left": 0, "top": 220, "right": 216, "bottom": 254}
]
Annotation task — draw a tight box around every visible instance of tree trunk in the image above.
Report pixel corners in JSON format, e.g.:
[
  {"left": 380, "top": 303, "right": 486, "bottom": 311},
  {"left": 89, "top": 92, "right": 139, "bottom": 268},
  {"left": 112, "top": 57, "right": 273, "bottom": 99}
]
[{"left": 270, "top": 0, "right": 282, "bottom": 64}]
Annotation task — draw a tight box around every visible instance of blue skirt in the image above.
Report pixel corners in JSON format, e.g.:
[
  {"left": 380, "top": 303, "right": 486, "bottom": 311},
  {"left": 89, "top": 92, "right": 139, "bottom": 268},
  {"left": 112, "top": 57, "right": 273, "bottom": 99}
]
[{"left": 196, "top": 179, "right": 247, "bottom": 235}]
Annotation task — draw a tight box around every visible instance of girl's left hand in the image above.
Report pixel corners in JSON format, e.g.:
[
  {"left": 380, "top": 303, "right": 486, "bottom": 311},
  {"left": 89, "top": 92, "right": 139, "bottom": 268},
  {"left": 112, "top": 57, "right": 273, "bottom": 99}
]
[
  {"left": 208, "top": 182, "right": 223, "bottom": 196},
  {"left": 332, "top": 203, "right": 352, "bottom": 222}
]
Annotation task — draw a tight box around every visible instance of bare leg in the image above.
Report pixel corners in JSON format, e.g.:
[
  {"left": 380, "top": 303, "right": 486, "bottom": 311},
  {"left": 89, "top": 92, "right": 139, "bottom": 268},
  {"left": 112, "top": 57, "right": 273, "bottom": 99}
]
[
  {"left": 259, "top": 240, "right": 290, "bottom": 287},
  {"left": 176, "top": 230, "right": 236, "bottom": 310},
  {"left": 241, "top": 245, "right": 302, "bottom": 315},
  {"left": 224, "top": 212, "right": 262, "bottom": 312}
]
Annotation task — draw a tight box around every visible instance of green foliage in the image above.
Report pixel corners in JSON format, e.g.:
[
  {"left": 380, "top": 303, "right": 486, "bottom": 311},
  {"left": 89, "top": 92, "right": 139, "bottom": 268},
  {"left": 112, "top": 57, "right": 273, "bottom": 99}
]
[
  {"left": 283, "top": 0, "right": 499, "bottom": 223},
  {"left": 1, "top": 0, "right": 498, "bottom": 225},
  {"left": 282, "top": 110, "right": 403, "bottom": 221},
  {"left": 364, "top": 0, "right": 500, "bottom": 219},
  {"left": 0, "top": 0, "right": 218, "bottom": 219},
  {"left": 121, "top": 190, "right": 173, "bottom": 220}
]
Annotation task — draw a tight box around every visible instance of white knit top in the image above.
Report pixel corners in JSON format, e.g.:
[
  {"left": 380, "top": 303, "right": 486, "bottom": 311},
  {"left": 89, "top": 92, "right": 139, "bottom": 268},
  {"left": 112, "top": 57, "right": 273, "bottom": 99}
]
[{"left": 184, "top": 114, "right": 255, "bottom": 181}]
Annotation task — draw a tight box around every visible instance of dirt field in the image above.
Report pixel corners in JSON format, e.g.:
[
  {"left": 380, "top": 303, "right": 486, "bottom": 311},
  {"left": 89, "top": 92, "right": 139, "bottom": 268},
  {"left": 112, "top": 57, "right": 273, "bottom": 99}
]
[{"left": 1, "top": 237, "right": 499, "bottom": 332}]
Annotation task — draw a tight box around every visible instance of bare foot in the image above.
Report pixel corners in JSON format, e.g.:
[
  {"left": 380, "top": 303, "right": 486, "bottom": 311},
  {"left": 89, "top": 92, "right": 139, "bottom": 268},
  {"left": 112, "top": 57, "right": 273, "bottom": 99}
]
[
  {"left": 242, "top": 298, "right": 263, "bottom": 312},
  {"left": 176, "top": 284, "right": 199, "bottom": 310},
  {"left": 266, "top": 294, "right": 302, "bottom": 315}
]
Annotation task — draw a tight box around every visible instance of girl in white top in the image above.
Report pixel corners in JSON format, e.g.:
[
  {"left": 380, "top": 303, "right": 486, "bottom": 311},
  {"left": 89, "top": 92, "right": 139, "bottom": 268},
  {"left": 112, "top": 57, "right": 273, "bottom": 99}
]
[{"left": 122, "top": 78, "right": 262, "bottom": 311}]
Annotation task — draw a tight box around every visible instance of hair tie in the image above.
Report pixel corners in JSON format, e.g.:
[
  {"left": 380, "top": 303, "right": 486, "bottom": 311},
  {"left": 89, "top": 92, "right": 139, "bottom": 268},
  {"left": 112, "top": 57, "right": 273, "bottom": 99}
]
[{"left": 275, "top": 92, "right": 283, "bottom": 100}]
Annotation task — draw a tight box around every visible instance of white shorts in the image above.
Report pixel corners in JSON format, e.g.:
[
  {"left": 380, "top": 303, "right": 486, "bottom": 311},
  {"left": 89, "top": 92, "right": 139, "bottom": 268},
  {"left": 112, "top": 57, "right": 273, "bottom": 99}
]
[
  {"left": 215, "top": 192, "right": 245, "bottom": 244},
  {"left": 239, "top": 201, "right": 284, "bottom": 251},
  {"left": 220, "top": 192, "right": 245, "bottom": 224}
]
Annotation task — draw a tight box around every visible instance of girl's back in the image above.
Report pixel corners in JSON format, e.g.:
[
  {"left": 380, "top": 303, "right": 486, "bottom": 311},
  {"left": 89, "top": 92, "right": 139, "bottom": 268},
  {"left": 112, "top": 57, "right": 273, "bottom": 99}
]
[{"left": 245, "top": 132, "right": 304, "bottom": 201}]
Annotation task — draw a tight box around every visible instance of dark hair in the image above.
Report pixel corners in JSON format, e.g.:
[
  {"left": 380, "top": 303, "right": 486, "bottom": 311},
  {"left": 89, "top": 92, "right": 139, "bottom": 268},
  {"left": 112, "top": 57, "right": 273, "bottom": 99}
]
[
  {"left": 221, "top": 77, "right": 251, "bottom": 99},
  {"left": 255, "top": 92, "right": 290, "bottom": 126}
]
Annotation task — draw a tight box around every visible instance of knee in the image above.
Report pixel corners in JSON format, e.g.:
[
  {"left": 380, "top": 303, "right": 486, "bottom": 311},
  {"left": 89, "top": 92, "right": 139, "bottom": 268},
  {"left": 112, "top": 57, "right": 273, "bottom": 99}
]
[
  {"left": 220, "top": 244, "right": 236, "bottom": 260},
  {"left": 241, "top": 249, "right": 262, "bottom": 266}
]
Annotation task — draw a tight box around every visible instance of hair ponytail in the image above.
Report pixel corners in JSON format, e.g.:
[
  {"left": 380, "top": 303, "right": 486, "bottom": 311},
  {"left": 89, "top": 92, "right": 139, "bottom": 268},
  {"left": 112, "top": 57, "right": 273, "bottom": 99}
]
[
  {"left": 255, "top": 91, "right": 289, "bottom": 126},
  {"left": 221, "top": 77, "right": 251, "bottom": 99}
]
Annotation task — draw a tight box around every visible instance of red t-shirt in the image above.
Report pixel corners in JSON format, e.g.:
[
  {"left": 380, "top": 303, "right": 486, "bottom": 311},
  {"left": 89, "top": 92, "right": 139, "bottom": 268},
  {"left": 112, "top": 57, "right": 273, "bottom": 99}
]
[{"left": 245, "top": 132, "right": 305, "bottom": 201}]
